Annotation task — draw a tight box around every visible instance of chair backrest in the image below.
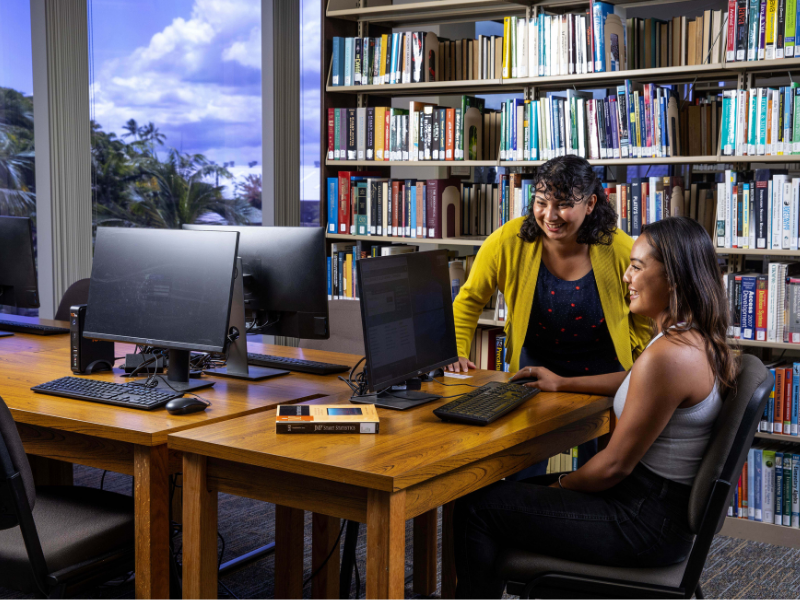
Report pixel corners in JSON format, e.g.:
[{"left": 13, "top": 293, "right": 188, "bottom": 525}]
[
  {"left": 0, "top": 396, "right": 36, "bottom": 522},
  {"left": 298, "top": 300, "right": 365, "bottom": 356},
  {"left": 679, "top": 354, "right": 772, "bottom": 595},
  {"left": 54, "top": 278, "right": 91, "bottom": 322}
]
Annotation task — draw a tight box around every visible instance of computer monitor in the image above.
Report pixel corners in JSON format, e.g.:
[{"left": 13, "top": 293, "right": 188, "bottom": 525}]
[
  {"left": 354, "top": 249, "right": 458, "bottom": 409},
  {"left": 182, "top": 225, "right": 329, "bottom": 340},
  {"left": 84, "top": 227, "right": 240, "bottom": 392},
  {"left": 0, "top": 216, "right": 40, "bottom": 310}
]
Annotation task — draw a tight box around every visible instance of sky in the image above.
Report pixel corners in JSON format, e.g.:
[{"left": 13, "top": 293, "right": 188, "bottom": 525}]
[{"left": 0, "top": 0, "right": 321, "bottom": 202}]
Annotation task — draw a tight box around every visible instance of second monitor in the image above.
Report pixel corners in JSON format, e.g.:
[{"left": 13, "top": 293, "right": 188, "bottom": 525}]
[{"left": 354, "top": 249, "right": 458, "bottom": 409}]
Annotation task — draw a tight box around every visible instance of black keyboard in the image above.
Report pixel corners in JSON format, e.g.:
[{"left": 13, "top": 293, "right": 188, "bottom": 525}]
[
  {"left": 0, "top": 320, "right": 69, "bottom": 336},
  {"left": 433, "top": 381, "right": 541, "bottom": 426},
  {"left": 32, "top": 377, "right": 182, "bottom": 410},
  {"left": 247, "top": 353, "right": 350, "bottom": 375}
]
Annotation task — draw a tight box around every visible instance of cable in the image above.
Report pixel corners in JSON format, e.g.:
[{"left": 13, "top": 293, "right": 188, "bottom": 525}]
[
  {"left": 218, "top": 531, "right": 226, "bottom": 569},
  {"left": 302, "top": 519, "right": 346, "bottom": 588},
  {"left": 433, "top": 377, "right": 482, "bottom": 388},
  {"left": 100, "top": 470, "right": 107, "bottom": 490},
  {"left": 219, "top": 580, "right": 239, "bottom": 599}
]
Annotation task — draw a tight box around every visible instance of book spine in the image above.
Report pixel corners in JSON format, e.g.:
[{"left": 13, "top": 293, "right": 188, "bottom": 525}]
[
  {"left": 276, "top": 422, "right": 378, "bottom": 434},
  {"left": 741, "top": 275, "right": 758, "bottom": 340},
  {"left": 327, "top": 178, "right": 338, "bottom": 234},
  {"left": 728, "top": 0, "right": 738, "bottom": 60},
  {"left": 756, "top": 274, "right": 769, "bottom": 340}
]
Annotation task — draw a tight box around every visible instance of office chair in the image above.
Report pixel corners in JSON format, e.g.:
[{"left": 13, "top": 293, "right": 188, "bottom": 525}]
[
  {"left": 53, "top": 278, "right": 90, "bottom": 322},
  {"left": 298, "top": 299, "right": 365, "bottom": 355},
  {"left": 0, "top": 396, "right": 136, "bottom": 598},
  {"left": 495, "top": 354, "right": 773, "bottom": 599}
]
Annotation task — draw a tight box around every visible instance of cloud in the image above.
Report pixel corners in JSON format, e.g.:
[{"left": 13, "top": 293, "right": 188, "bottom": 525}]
[{"left": 92, "top": 0, "right": 264, "bottom": 160}]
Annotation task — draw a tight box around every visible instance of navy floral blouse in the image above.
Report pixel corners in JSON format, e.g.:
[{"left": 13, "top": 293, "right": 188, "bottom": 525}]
[{"left": 519, "top": 262, "right": 623, "bottom": 378}]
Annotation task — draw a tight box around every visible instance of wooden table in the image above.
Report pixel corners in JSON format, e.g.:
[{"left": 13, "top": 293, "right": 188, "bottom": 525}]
[
  {"left": 0, "top": 329, "right": 356, "bottom": 599},
  {"left": 170, "top": 370, "right": 614, "bottom": 599}
]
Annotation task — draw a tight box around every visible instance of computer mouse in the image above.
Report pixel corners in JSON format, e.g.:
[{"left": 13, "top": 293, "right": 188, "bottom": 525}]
[
  {"left": 165, "top": 396, "right": 210, "bottom": 415},
  {"left": 510, "top": 377, "right": 539, "bottom": 386}
]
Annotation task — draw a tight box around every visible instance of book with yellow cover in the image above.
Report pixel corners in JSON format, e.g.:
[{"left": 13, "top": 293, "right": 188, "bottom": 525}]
[
  {"left": 276, "top": 404, "right": 380, "bottom": 434},
  {"left": 503, "top": 17, "right": 511, "bottom": 78}
]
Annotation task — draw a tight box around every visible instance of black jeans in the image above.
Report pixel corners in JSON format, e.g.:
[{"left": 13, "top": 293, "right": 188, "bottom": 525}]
[{"left": 453, "top": 464, "right": 695, "bottom": 599}]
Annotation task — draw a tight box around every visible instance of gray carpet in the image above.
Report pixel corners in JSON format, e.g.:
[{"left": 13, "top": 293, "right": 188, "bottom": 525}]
[{"left": 1, "top": 465, "right": 799, "bottom": 599}]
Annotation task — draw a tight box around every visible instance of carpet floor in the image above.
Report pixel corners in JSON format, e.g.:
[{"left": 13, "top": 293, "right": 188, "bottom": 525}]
[{"left": 1, "top": 465, "right": 799, "bottom": 599}]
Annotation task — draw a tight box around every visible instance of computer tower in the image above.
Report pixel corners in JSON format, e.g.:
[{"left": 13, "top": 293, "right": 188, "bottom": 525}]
[{"left": 70, "top": 304, "right": 114, "bottom": 374}]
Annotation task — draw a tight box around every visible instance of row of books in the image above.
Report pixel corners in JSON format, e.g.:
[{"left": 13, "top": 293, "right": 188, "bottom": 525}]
[
  {"left": 604, "top": 177, "right": 695, "bottom": 239},
  {"left": 721, "top": 86, "right": 800, "bottom": 157},
  {"left": 326, "top": 241, "right": 417, "bottom": 301},
  {"left": 467, "top": 326, "right": 509, "bottom": 371},
  {"left": 330, "top": 32, "right": 506, "bottom": 86},
  {"left": 761, "top": 365, "right": 800, "bottom": 434},
  {"left": 546, "top": 447, "right": 579, "bottom": 474},
  {"left": 326, "top": 174, "right": 462, "bottom": 239},
  {"left": 725, "top": 263, "right": 800, "bottom": 343},
  {"left": 496, "top": 84, "right": 709, "bottom": 162},
  {"left": 326, "top": 96, "right": 492, "bottom": 162},
  {"left": 501, "top": 7, "right": 728, "bottom": 79},
  {"left": 729, "top": 443, "right": 800, "bottom": 526},
  {"left": 726, "top": 0, "right": 800, "bottom": 62},
  {"left": 714, "top": 169, "right": 800, "bottom": 250}
]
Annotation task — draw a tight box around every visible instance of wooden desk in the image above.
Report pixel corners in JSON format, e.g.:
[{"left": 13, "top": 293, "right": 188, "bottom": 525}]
[
  {"left": 170, "top": 371, "right": 613, "bottom": 599},
  {"left": 0, "top": 315, "right": 72, "bottom": 354},
  {"left": 0, "top": 333, "right": 351, "bottom": 598}
]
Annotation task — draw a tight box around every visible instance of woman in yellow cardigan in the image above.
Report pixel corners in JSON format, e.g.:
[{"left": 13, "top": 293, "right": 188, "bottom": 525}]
[{"left": 448, "top": 155, "right": 651, "bottom": 474}]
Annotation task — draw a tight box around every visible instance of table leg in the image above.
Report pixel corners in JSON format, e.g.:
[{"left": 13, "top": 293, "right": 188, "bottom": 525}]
[
  {"left": 275, "top": 505, "right": 305, "bottom": 599},
  {"left": 366, "top": 489, "right": 406, "bottom": 599},
  {"left": 413, "top": 508, "right": 438, "bottom": 596},
  {"left": 182, "top": 453, "right": 218, "bottom": 599},
  {"left": 441, "top": 501, "right": 457, "bottom": 599},
  {"left": 312, "top": 513, "right": 341, "bottom": 599},
  {"left": 134, "top": 444, "right": 170, "bottom": 600},
  {"left": 598, "top": 411, "right": 617, "bottom": 451}
]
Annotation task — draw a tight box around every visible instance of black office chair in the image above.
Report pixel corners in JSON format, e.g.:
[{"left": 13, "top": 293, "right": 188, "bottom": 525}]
[
  {"left": 54, "top": 278, "right": 90, "bottom": 321},
  {"left": 496, "top": 354, "right": 773, "bottom": 599},
  {"left": 0, "top": 395, "right": 136, "bottom": 598}
]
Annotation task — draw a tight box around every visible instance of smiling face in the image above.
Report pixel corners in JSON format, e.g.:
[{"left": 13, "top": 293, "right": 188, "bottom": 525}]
[
  {"left": 624, "top": 235, "right": 672, "bottom": 320},
  {"left": 532, "top": 190, "right": 596, "bottom": 243}
]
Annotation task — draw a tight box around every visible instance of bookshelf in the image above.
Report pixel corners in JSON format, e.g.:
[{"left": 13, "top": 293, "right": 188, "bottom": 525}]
[{"left": 320, "top": 0, "right": 800, "bottom": 549}]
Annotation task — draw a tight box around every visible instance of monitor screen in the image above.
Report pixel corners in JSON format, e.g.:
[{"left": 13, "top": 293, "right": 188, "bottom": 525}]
[
  {"left": 357, "top": 249, "right": 458, "bottom": 391},
  {"left": 0, "top": 216, "right": 39, "bottom": 309},
  {"left": 84, "top": 227, "right": 239, "bottom": 353}
]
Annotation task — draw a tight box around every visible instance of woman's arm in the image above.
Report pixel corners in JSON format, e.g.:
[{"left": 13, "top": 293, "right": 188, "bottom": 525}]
[
  {"left": 511, "top": 367, "right": 628, "bottom": 397},
  {"left": 452, "top": 229, "right": 503, "bottom": 361},
  {"left": 554, "top": 341, "right": 700, "bottom": 493}
]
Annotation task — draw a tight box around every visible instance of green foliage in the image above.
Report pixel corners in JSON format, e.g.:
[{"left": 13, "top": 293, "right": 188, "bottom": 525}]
[{"left": 0, "top": 87, "right": 35, "bottom": 216}]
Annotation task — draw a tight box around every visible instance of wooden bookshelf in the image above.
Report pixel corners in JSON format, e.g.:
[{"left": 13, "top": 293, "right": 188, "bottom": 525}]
[
  {"left": 326, "top": 232, "right": 487, "bottom": 246},
  {"left": 755, "top": 432, "right": 800, "bottom": 443},
  {"left": 320, "top": 0, "right": 800, "bottom": 555},
  {"left": 720, "top": 517, "right": 800, "bottom": 549}
]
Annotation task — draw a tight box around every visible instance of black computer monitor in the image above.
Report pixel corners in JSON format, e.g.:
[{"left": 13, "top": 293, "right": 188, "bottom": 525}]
[
  {"left": 182, "top": 225, "right": 329, "bottom": 340},
  {"left": 84, "top": 227, "right": 240, "bottom": 392},
  {"left": 0, "top": 216, "right": 40, "bottom": 310},
  {"left": 354, "top": 249, "right": 458, "bottom": 409}
]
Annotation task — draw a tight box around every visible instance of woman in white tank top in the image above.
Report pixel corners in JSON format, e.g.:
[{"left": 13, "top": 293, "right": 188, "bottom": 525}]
[{"left": 454, "top": 217, "right": 738, "bottom": 599}]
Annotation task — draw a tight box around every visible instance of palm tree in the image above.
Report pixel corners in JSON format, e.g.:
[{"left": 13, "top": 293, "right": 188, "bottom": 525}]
[
  {"left": 121, "top": 118, "right": 139, "bottom": 140},
  {"left": 96, "top": 149, "right": 252, "bottom": 229},
  {"left": 0, "top": 87, "right": 35, "bottom": 216}
]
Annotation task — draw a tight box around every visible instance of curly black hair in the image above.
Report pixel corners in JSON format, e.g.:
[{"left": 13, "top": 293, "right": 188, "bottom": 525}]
[{"left": 518, "top": 155, "right": 617, "bottom": 245}]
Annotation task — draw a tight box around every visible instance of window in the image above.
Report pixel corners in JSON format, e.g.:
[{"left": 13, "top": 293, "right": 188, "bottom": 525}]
[
  {"left": 88, "top": 0, "right": 263, "bottom": 230},
  {"left": 300, "top": 0, "right": 321, "bottom": 226},
  {"left": 0, "top": 0, "right": 37, "bottom": 315}
]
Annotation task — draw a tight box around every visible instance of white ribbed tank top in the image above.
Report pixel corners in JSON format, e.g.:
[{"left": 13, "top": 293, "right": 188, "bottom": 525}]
[{"left": 613, "top": 328, "right": 722, "bottom": 486}]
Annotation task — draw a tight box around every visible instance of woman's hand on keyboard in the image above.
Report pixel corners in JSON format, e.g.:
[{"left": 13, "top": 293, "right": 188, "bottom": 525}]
[
  {"left": 511, "top": 366, "right": 563, "bottom": 392},
  {"left": 445, "top": 357, "right": 476, "bottom": 373}
]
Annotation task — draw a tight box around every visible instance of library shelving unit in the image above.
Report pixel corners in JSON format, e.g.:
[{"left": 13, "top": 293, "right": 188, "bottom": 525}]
[{"left": 320, "top": 0, "right": 800, "bottom": 549}]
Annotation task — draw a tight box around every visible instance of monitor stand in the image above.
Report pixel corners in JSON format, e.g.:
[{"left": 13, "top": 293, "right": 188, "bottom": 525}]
[
  {"left": 203, "top": 257, "right": 289, "bottom": 382},
  {"left": 350, "top": 378, "right": 441, "bottom": 410},
  {"left": 135, "top": 349, "right": 215, "bottom": 393}
]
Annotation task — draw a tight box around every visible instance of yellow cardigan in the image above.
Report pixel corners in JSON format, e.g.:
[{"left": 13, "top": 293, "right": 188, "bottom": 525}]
[{"left": 453, "top": 217, "right": 652, "bottom": 373}]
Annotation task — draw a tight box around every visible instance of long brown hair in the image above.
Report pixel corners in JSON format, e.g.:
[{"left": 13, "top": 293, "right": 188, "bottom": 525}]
[{"left": 641, "top": 217, "right": 738, "bottom": 391}]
